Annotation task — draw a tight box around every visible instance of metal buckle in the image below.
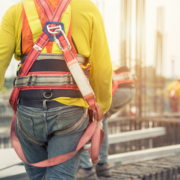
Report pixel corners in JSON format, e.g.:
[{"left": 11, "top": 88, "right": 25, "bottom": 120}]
[
  {"left": 43, "top": 21, "right": 65, "bottom": 41},
  {"left": 47, "top": 25, "right": 62, "bottom": 35},
  {"left": 53, "top": 28, "right": 71, "bottom": 51},
  {"left": 43, "top": 21, "right": 71, "bottom": 51},
  {"left": 43, "top": 92, "right": 53, "bottom": 99}
]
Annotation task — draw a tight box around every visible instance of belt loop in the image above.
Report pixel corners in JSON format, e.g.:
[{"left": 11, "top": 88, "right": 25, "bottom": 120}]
[{"left": 43, "top": 100, "right": 48, "bottom": 110}]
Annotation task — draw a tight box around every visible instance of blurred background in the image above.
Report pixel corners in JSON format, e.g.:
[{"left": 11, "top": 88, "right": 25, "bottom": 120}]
[{"left": 2, "top": 0, "right": 180, "bottom": 179}]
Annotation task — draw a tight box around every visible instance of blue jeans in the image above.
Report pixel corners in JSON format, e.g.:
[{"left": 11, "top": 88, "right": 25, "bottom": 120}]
[
  {"left": 79, "top": 88, "right": 135, "bottom": 168},
  {"left": 15, "top": 104, "right": 89, "bottom": 180}
]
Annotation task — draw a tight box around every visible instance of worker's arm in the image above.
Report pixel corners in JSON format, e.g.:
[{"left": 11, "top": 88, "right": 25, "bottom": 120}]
[
  {"left": 89, "top": 10, "right": 112, "bottom": 114},
  {"left": 0, "top": 5, "right": 16, "bottom": 90}
]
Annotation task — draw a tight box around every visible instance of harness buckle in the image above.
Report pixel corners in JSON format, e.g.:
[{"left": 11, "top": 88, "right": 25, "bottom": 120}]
[
  {"left": 53, "top": 28, "right": 71, "bottom": 51},
  {"left": 33, "top": 44, "right": 43, "bottom": 51},
  {"left": 43, "top": 21, "right": 65, "bottom": 41},
  {"left": 43, "top": 91, "right": 53, "bottom": 99}
]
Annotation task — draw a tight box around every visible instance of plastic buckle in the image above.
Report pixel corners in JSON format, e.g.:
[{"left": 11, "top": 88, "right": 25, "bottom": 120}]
[{"left": 43, "top": 21, "right": 65, "bottom": 41}]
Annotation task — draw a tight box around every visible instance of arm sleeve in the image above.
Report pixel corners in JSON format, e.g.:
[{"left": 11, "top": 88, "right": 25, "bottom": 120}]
[
  {"left": 0, "top": 6, "right": 16, "bottom": 90},
  {"left": 89, "top": 14, "right": 112, "bottom": 114}
]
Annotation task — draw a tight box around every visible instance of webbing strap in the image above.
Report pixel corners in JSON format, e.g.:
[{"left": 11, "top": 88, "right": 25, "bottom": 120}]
[
  {"left": 11, "top": 113, "right": 103, "bottom": 167},
  {"left": 37, "top": 0, "right": 71, "bottom": 22},
  {"left": 14, "top": 74, "right": 77, "bottom": 87},
  {"left": 37, "top": 0, "right": 53, "bottom": 21},
  {"left": 56, "top": 24, "right": 105, "bottom": 164}
]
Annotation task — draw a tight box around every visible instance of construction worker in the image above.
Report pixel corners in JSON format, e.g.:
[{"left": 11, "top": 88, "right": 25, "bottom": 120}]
[
  {"left": 168, "top": 80, "right": 180, "bottom": 112},
  {"left": 0, "top": 0, "right": 112, "bottom": 179},
  {"left": 77, "top": 66, "right": 135, "bottom": 180}
]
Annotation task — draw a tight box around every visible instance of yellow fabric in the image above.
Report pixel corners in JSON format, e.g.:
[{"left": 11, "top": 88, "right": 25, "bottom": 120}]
[
  {"left": 23, "top": 1, "right": 43, "bottom": 43},
  {"left": 53, "top": 97, "right": 89, "bottom": 108},
  {"left": 0, "top": 0, "right": 112, "bottom": 114},
  {"left": 168, "top": 81, "right": 180, "bottom": 101},
  {"left": 23, "top": 0, "right": 47, "bottom": 53}
]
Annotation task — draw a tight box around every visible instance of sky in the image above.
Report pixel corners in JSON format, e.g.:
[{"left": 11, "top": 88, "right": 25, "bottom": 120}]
[{"left": 1, "top": 0, "right": 180, "bottom": 78}]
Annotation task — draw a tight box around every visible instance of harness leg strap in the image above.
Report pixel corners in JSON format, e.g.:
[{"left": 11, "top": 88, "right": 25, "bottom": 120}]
[{"left": 11, "top": 113, "right": 103, "bottom": 167}]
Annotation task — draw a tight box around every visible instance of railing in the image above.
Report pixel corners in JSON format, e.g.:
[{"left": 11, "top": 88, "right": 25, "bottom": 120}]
[{"left": 108, "top": 116, "right": 180, "bottom": 154}]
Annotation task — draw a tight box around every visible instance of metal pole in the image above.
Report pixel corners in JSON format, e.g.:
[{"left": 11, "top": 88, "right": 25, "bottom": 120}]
[
  {"left": 139, "top": 0, "right": 143, "bottom": 118},
  {"left": 154, "top": 8, "right": 159, "bottom": 113},
  {"left": 121, "top": 0, "right": 124, "bottom": 65},
  {"left": 129, "top": 0, "right": 132, "bottom": 70},
  {"left": 143, "top": 0, "right": 146, "bottom": 116},
  {"left": 135, "top": 0, "right": 139, "bottom": 117},
  {"left": 160, "top": 7, "right": 164, "bottom": 114},
  {"left": 124, "top": 0, "right": 127, "bottom": 66}
]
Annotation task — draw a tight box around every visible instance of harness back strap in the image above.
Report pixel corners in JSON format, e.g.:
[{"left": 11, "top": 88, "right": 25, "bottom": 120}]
[
  {"left": 10, "top": 0, "right": 104, "bottom": 167},
  {"left": 55, "top": 18, "right": 104, "bottom": 165}
]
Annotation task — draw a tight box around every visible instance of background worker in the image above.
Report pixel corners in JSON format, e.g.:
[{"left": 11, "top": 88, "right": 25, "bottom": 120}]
[
  {"left": 0, "top": 0, "right": 112, "bottom": 179},
  {"left": 168, "top": 79, "right": 180, "bottom": 112},
  {"left": 77, "top": 66, "right": 135, "bottom": 180}
]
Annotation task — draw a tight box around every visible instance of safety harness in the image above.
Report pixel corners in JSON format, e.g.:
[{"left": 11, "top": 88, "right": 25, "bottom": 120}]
[
  {"left": 112, "top": 67, "right": 135, "bottom": 95},
  {"left": 10, "top": 0, "right": 104, "bottom": 167}
]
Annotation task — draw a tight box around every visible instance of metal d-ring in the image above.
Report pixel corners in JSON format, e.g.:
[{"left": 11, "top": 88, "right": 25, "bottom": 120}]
[{"left": 43, "top": 92, "right": 53, "bottom": 99}]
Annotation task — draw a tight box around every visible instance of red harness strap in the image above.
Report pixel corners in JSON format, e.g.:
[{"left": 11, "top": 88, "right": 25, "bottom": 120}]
[{"left": 10, "top": 0, "right": 104, "bottom": 167}]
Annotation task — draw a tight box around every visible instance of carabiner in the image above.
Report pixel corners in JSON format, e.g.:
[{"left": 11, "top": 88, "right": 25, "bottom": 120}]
[{"left": 53, "top": 29, "right": 71, "bottom": 51}]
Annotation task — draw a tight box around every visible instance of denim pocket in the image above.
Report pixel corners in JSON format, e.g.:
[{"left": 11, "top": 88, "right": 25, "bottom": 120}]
[{"left": 16, "top": 111, "right": 34, "bottom": 137}]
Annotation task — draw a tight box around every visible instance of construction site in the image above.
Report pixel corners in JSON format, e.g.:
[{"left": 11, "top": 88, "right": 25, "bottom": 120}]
[{"left": 1, "top": 0, "right": 180, "bottom": 179}]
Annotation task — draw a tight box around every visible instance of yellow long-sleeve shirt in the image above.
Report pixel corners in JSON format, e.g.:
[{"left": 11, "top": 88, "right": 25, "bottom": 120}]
[{"left": 0, "top": 0, "right": 112, "bottom": 113}]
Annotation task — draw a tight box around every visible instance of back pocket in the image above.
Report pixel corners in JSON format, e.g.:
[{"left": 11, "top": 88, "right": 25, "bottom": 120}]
[{"left": 16, "top": 112, "right": 34, "bottom": 137}]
